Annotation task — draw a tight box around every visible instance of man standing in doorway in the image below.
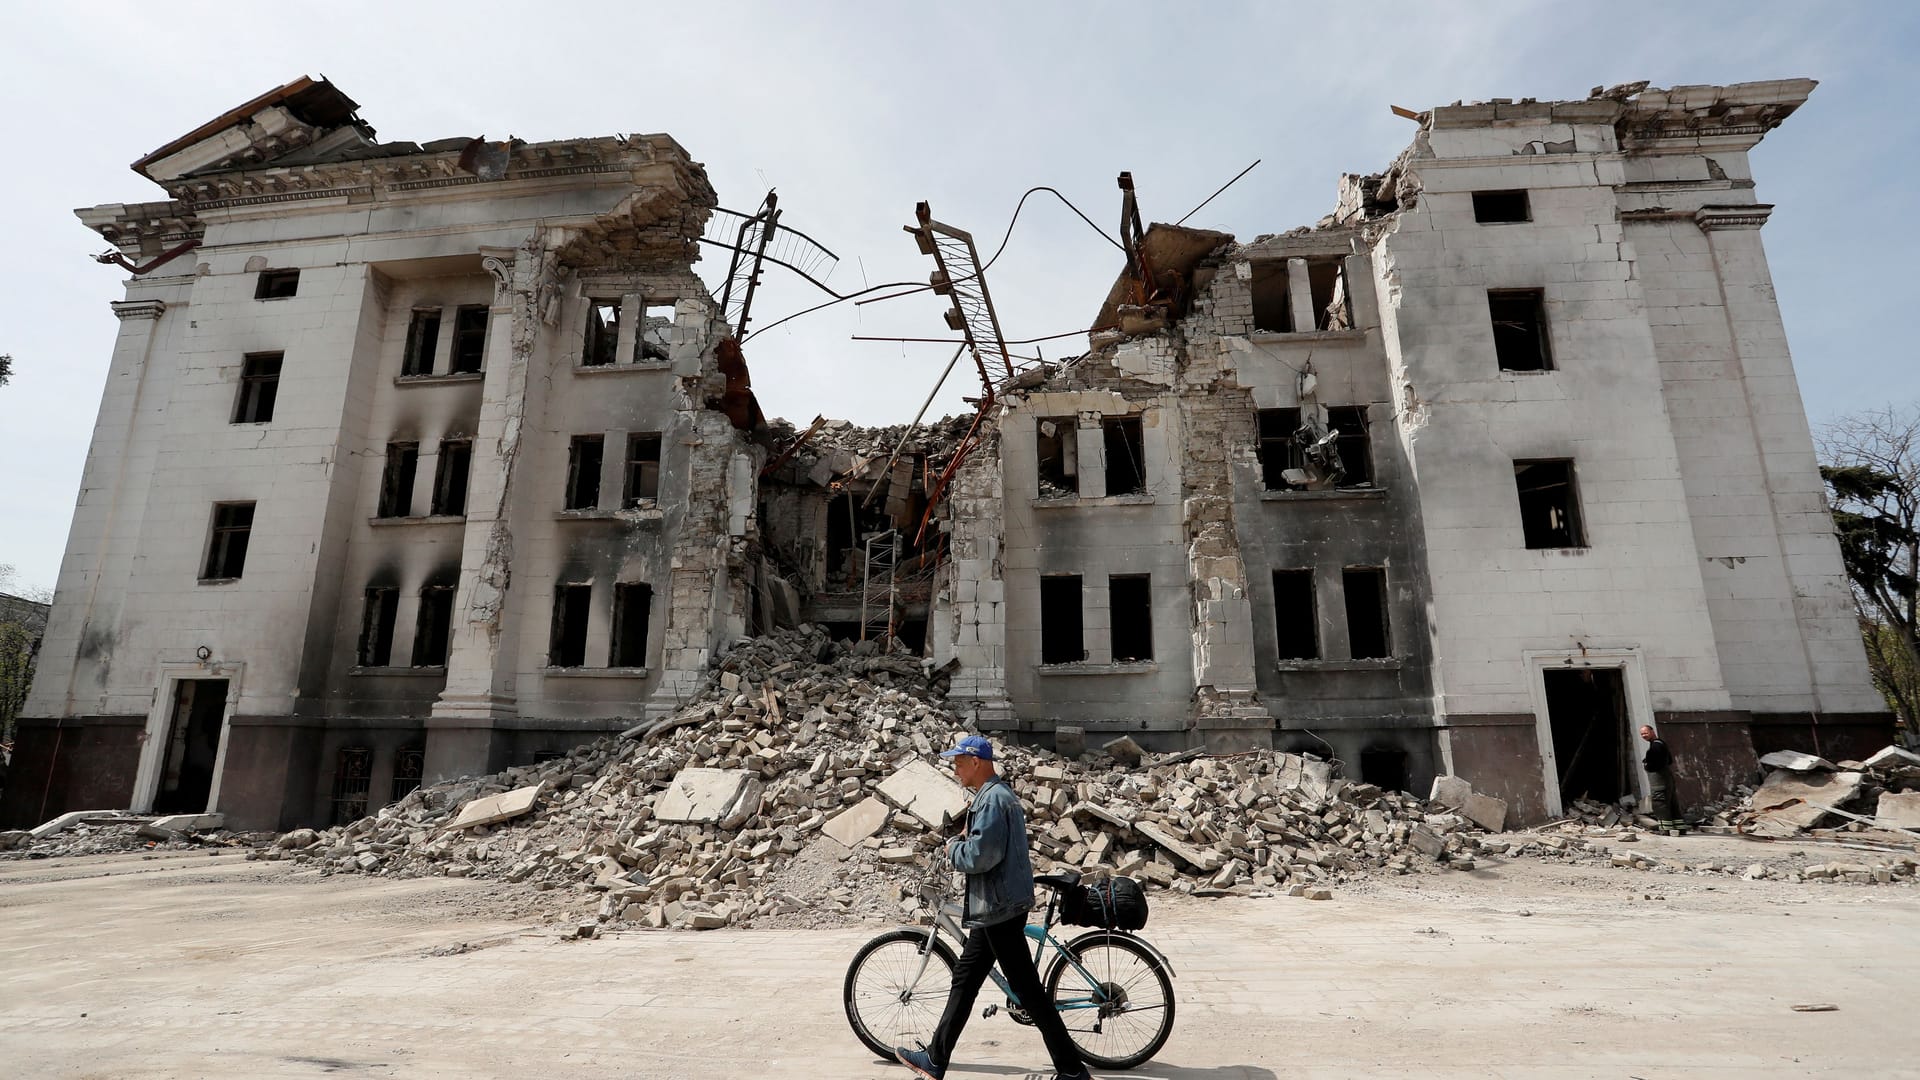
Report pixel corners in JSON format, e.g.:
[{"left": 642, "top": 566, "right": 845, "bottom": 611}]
[
  {"left": 895, "top": 735, "right": 1091, "bottom": 1080},
  {"left": 1639, "top": 724, "right": 1680, "bottom": 822}
]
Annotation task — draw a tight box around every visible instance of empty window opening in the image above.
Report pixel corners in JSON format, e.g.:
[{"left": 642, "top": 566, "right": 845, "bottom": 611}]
[
  {"left": 1257, "top": 408, "right": 1305, "bottom": 491},
  {"left": 550, "top": 583, "right": 592, "bottom": 667},
  {"left": 231, "top": 352, "right": 282, "bottom": 424},
  {"left": 154, "top": 678, "right": 226, "bottom": 814},
  {"left": 430, "top": 440, "right": 471, "bottom": 517},
  {"left": 255, "top": 268, "right": 300, "bottom": 299},
  {"left": 1036, "top": 417, "right": 1079, "bottom": 496},
  {"left": 1039, "top": 574, "right": 1085, "bottom": 665},
  {"left": 357, "top": 585, "right": 399, "bottom": 666},
  {"left": 1250, "top": 260, "right": 1293, "bottom": 332},
  {"left": 565, "top": 435, "right": 604, "bottom": 510},
  {"left": 624, "top": 434, "right": 662, "bottom": 506},
  {"left": 1108, "top": 575, "right": 1153, "bottom": 662},
  {"left": 390, "top": 744, "right": 425, "bottom": 803},
  {"left": 584, "top": 298, "right": 621, "bottom": 367},
  {"left": 1103, "top": 416, "right": 1146, "bottom": 496},
  {"left": 610, "top": 582, "right": 653, "bottom": 667},
  {"left": 1514, "top": 459, "right": 1586, "bottom": 548},
  {"left": 1326, "top": 405, "right": 1373, "bottom": 487},
  {"left": 1307, "top": 259, "right": 1347, "bottom": 331},
  {"left": 1342, "top": 567, "right": 1391, "bottom": 659},
  {"left": 1272, "top": 569, "right": 1318, "bottom": 660},
  {"left": 1543, "top": 667, "right": 1631, "bottom": 806},
  {"left": 1489, "top": 289, "right": 1551, "bottom": 372},
  {"left": 636, "top": 302, "right": 674, "bottom": 362},
  {"left": 202, "top": 502, "right": 254, "bottom": 580},
  {"left": 402, "top": 309, "right": 441, "bottom": 376},
  {"left": 1359, "top": 746, "right": 1410, "bottom": 793},
  {"left": 377, "top": 442, "right": 419, "bottom": 518},
  {"left": 1472, "top": 190, "right": 1531, "bottom": 224},
  {"left": 411, "top": 584, "right": 455, "bottom": 667},
  {"left": 330, "top": 746, "right": 372, "bottom": 826},
  {"left": 450, "top": 305, "right": 489, "bottom": 373}
]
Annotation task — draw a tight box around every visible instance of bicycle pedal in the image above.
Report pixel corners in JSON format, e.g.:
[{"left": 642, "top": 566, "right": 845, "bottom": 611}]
[{"left": 981, "top": 1004, "right": 998, "bottom": 1019}]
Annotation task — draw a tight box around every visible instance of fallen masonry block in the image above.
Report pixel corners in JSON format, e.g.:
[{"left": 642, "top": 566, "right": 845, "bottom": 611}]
[
  {"left": 1407, "top": 823, "right": 1445, "bottom": 859},
  {"left": 1876, "top": 792, "right": 1920, "bottom": 832},
  {"left": 1069, "top": 801, "right": 1135, "bottom": 829},
  {"left": 1758, "top": 750, "right": 1835, "bottom": 772},
  {"left": 654, "top": 769, "right": 761, "bottom": 828},
  {"left": 876, "top": 760, "right": 969, "bottom": 828},
  {"left": 823, "top": 796, "right": 892, "bottom": 847},
  {"left": 446, "top": 784, "right": 544, "bottom": 832},
  {"left": 149, "top": 813, "right": 224, "bottom": 833},
  {"left": 1103, "top": 736, "right": 1144, "bottom": 766},
  {"left": 0, "top": 831, "right": 28, "bottom": 851},
  {"left": 1304, "top": 887, "right": 1333, "bottom": 901},
  {"left": 29, "top": 810, "right": 150, "bottom": 841},
  {"left": 1745, "top": 770, "right": 1863, "bottom": 836},
  {"left": 1862, "top": 745, "right": 1920, "bottom": 771},
  {"left": 1133, "top": 821, "right": 1226, "bottom": 871},
  {"left": 1427, "top": 775, "right": 1507, "bottom": 833}
]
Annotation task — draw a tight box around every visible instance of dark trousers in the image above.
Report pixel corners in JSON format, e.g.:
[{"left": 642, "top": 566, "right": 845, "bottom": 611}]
[
  {"left": 927, "top": 915, "right": 1087, "bottom": 1076},
  {"left": 1648, "top": 769, "right": 1680, "bottom": 821}
]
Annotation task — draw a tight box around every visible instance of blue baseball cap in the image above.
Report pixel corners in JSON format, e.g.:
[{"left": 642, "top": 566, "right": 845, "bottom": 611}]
[{"left": 939, "top": 735, "right": 995, "bottom": 762}]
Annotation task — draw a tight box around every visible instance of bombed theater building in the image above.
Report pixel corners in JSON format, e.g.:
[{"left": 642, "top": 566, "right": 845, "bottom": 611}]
[{"left": 4, "top": 76, "right": 1893, "bottom": 833}]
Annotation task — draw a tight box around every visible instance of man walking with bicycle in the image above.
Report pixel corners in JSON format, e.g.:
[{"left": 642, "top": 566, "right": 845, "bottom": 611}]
[{"left": 895, "top": 735, "right": 1093, "bottom": 1080}]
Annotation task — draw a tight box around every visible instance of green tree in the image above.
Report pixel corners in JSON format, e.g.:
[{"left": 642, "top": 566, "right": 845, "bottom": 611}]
[
  {"left": 0, "top": 564, "right": 51, "bottom": 743},
  {"left": 1819, "top": 405, "right": 1920, "bottom": 737}
]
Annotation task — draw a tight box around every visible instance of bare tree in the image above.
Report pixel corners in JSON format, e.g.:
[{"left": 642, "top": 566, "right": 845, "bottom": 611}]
[
  {"left": 1819, "top": 405, "right": 1920, "bottom": 735},
  {"left": 0, "top": 353, "right": 12, "bottom": 387}
]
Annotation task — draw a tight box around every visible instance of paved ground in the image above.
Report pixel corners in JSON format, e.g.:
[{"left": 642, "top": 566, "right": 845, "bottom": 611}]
[{"left": 2, "top": 840, "right": 1916, "bottom": 1079}]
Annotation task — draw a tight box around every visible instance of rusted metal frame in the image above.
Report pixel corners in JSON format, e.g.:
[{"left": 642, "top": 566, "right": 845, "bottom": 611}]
[
  {"left": 862, "top": 343, "right": 967, "bottom": 510},
  {"left": 719, "top": 192, "right": 780, "bottom": 335},
  {"left": 93, "top": 238, "right": 202, "bottom": 276},
  {"left": 913, "top": 396, "right": 992, "bottom": 548}
]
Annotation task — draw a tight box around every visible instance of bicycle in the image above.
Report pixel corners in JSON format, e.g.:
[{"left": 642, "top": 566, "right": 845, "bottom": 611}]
[{"left": 842, "top": 862, "right": 1177, "bottom": 1070}]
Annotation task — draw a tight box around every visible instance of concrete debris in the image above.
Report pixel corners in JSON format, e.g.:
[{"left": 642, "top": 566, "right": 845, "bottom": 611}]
[
  {"left": 1874, "top": 792, "right": 1920, "bottom": 832},
  {"left": 1427, "top": 775, "right": 1508, "bottom": 833},
  {"left": 1, "top": 817, "right": 248, "bottom": 860},
  {"left": 1758, "top": 750, "right": 1835, "bottom": 772},
  {"left": 445, "top": 786, "right": 544, "bottom": 832},
  {"left": 253, "top": 625, "right": 1495, "bottom": 930}
]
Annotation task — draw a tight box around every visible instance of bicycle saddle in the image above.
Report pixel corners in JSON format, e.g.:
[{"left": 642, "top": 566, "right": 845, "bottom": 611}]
[{"left": 1033, "top": 870, "right": 1083, "bottom": 890}]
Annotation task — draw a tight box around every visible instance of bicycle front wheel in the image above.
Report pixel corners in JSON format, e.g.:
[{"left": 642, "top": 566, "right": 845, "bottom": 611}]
[
  {"left": 1044, "top": 931, "right": 1176, "bottom": 1069},
  {"left": 843, "top": 928, "right": 957, "bottom": 1061}
]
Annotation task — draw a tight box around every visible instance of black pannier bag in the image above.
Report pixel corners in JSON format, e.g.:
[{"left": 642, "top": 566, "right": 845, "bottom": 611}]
[{"left": 1060, "top": 876, "right": 1149, "bottom": 931}]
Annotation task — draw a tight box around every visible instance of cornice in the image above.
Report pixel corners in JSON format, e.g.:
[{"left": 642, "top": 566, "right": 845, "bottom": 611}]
[
  {"left": 111, "top": 299, "right": 167, "bottom": 320},
  {"left": 1694, "top": 204, "right": 1774, "bottom": 231}
]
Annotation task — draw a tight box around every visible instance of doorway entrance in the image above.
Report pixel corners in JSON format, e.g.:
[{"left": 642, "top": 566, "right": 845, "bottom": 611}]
[
  {"left": 1542, "top": 667, "right": 1633, "bottom": 806},
  {"left": 154, "top": 678, "right": 227, "bottom": 813}
]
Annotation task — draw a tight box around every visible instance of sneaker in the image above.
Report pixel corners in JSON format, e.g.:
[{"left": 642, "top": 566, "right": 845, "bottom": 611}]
[{"left": 894, "top": 1045, "right": 943, "bottom": 1079}]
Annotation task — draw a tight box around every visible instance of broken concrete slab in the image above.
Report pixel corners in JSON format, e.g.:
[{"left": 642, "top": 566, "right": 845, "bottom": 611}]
[
  {"left": 1428, "top": 775, "right": 1507, "bottom": 832},
  {"left": 822, "top": 796, "right": 892, "bottom": 847},
  {"left": 446, "top": 785, "right": 543, "bottom": 832},
  {"left": 1102, "top": 736, "right": 1144, "bottom": 766},
  {"left": 1745, "top": 770, "right": 1864, "bottom": 836},
  {"left": 1877, "top": 792, "right": 1920, "bottom": 832},
  {"left": 1863, "top": 746, "right": 1920, "bottom": 771},
  {"left": 1133, "top": 821, "right": 1226, "bottom": 871},
  {"left": 149, "top": 813, "right": 224, "bottom": 833},
  {"left": 875, "top": 760, "right": 969, "bottom": 828},
  {"left": 1758, "top": 750, "right": 1835, "bottom": 772},
  {"left": 654, "top": 769, "right": 760, "bottom": 827}
]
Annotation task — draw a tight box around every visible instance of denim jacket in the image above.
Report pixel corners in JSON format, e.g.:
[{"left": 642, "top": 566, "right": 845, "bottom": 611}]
[{"left": 948, "top": 774, "right": 1035, "bottom": 928}]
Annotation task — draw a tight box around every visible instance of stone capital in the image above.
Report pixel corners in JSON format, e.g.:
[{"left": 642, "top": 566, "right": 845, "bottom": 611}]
[{"left": 1695, "top": 203, "right": 1774, "bottom": 232}]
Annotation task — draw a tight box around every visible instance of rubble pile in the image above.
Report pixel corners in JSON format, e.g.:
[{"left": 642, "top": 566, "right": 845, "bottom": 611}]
[
  {"left": 259, "top": 626, "right": 1486, "bottom": 930},
  {"left": 767, "top": 414, "right": 978, "bottom": 484},
  {"left": 0, "top": 814, "right": 247, "bottom": 859},
  {"left": 1731, "top": 747, "right": 1920, "bottom": 839}
]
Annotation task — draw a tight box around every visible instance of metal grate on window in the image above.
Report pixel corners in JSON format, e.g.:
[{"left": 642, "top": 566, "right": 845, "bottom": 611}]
[
  {"left": 390, "top": 745, "right": 425, "bottom": 803},
  {"left": 331, "top": 746, "right": 373, "bottom": 825}
]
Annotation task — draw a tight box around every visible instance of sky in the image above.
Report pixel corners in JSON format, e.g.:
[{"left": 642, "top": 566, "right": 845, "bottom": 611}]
[{"left": 1, "top": 0, "right": 1916, "bottom": 594}]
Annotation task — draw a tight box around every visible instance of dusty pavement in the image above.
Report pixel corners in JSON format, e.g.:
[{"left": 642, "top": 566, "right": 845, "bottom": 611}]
[{"left": 1, "top": 842, "right": 1916, "bottom": 1079}]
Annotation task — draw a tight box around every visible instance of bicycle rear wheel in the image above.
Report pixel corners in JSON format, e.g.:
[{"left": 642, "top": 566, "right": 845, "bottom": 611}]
[
  {"left": 843, "top": 928, "right": 957, "bottom": 1061},
  {"left": 1044, "top": 931, "right": 1176, "bottom": 1069}
]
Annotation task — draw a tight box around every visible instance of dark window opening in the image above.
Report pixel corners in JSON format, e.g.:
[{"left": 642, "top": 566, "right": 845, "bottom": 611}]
[
  {"left": 1108, "top": 574, "right": 1153, "bottom": 662},
  {"left": 624, "top": 434, "right": 662, "bottom": 506},
  {"left": 565, "top": 435, "right": 604, "bottom": 510},
  {"left": 1036, "top": 417, "right": 1078, "bottom": 496},
  {"left": 1515, "top": 459, "right": 1586, "bottom": 548},
  {"left": 255, "top": 269, "right": 299, "bottom": 299},
  {"left": 611, "top": 582, "right": 653, "bottom": 668},
  {"left": 1359, "top": 746, "right": 1410, "bottom": 793},
  {"left": 411, "top": 585, "right": 455, "bottom": 667},
  {"left": 636, "top": 302, "right": 674, "bottom": 362},
  {"left": 202, "top": 502, "right": 254, "bottom": 580},
  {"left": 402, "top": 309, "right": 441, "bottom": 376},
  {"left": 450, "top": 305, "right": 489, "bottom": 373},
  {"left": 430, "top": 440, "right": 471, "bottom": 517},
  {"left": 1472, "top": 189, "right": 1531, "bottom": 224},
  {"left": 357, "top": 586, "right": 399, "bottom": 666},
  {"left": 1258, "top": 408, "right": 1305, "bottom": 491},
  {"left": 1307, "top": 259, "right": 1347, "bottom": 331},
  {"left": 1489, "top": 289, "right": 1551, "bottom": 372},
  {"left": 391, "top": 745, "right": 425, "bottom": 803},
  {"left": 1039, "top": 574, "right": 1085, "bottom": 665},
  {"left": 330, "top": 746, "right": 372, "bottom": 826},
  {"left": 1273, "top": 569, "right": 1318, "bottom": 660},
  {"left": 1343, "top": 567, "right": 1391, "bottom": 660},
  {"left": 231, "top": 352, "right": 282, "bottom": 424},
  {"left": 584, "top": 298, "right": 621, "bottom": 367},
  {"left": 550, "top": 583, "right": 592, "bottom": 667},
  {"left": 1326, "top": 405, "right": 1373, "bottom": 487},
  {"left": 1103, "top": 416, "right": 1146, "bottom": 496},
  {"left": 377, "top": 442, "right": 419, "bottom": 518},
  {"left": 1250, "top": 260, "right": 1292, "bottom": 332}
]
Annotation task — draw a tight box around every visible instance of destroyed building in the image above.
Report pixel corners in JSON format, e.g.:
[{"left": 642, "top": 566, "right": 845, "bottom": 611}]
[{"left": 4, "top": 77, "right": 1894, "bottom": 833}]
